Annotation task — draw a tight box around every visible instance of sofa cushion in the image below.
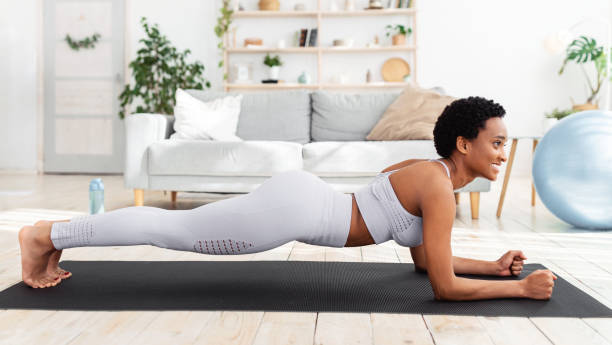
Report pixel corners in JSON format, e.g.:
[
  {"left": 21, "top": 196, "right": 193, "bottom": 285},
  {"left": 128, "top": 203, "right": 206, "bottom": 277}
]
[
  {"left": 367, "top": 84, "right": 456, "bottom": 140},
  {"left": 302, "top": 140, "right": 439, "bottom": 176},
  {"left": 311, "top": 91, "right": 400, "bottom": 141},
  {"left": 185, "top": 89, "right": 311, "bottom": 144},
  {"left": 148, "top": 140, "right": 303, "bottom": 176}
]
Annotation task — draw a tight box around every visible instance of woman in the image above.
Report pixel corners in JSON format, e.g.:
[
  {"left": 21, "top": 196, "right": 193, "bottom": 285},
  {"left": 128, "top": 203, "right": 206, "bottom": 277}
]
[{"left": 19, "top": 96, "right": 557, "bottom": 301}]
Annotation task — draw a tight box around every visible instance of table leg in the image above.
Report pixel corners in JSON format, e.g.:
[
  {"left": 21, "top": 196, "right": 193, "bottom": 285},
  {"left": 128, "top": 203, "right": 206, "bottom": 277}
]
[
  {"left": 531, "top": 139, "right": 539, "bottom": 206},
  {"left": 496, "top": 138, "right": 518, "bottom": 218}
]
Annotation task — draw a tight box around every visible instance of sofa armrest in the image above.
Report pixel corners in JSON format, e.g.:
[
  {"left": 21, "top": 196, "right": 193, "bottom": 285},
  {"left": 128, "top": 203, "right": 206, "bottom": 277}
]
[{"left": 124, "top": 113, "right": 175, "bottom": 189}]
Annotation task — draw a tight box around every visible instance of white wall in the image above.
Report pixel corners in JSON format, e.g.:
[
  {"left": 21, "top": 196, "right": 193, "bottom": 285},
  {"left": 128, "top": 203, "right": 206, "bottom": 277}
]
[
  {"left": 0, "top": 0, "right": 40, "bottom": 172},
  {"left": 1, "top": 0, "right": 611, "bottom": 177}
]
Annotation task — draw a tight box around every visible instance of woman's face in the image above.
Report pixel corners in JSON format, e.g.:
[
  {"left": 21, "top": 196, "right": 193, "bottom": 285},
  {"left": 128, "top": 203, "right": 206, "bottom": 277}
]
[{"left": 463, "top": 117, "right": 508, "bottom": 181}]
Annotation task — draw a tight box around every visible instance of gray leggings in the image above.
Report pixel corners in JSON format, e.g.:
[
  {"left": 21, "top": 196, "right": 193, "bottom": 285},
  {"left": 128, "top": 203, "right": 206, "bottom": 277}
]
[{"left": 50, "top": 171, "right": 353, "bottom": 254}]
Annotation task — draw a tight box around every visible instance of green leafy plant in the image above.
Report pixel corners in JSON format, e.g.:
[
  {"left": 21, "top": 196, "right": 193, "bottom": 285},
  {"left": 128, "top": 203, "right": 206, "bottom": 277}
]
[
  {"left": 263, "top": 54, "right": 282, "bottom": 67},
  {"left": 118, "top": 17, "right": 210, "bottom": 119},
  {"left": 545, "top": 107, "right": 579, "bottom": 120},
  {"left": 385, "top": 24, "right": 412, "bottom": 37},
  {"left": 65, "top": 33, "right": 101, "bottom": 50},
  {"left": 214, "top": 0, "right": 234, "bottom": 80},
  {"left": 558, "top": 35, "right": 611, "bottom": 105}
]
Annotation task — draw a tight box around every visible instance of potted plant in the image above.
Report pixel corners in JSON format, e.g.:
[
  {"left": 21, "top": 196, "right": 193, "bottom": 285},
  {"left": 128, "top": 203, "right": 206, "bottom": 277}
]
[
  {"left": 118, "top": 17, "right": 210, "bottom": 119},
  {"left": 543, "top": 107, "right": 578, "bottom": 131},
  {"left": 385, "top": 24, "right": 412, "bottom": 46},
  {"left": 558, "top": 35, "right": 611, "bottom": 111},
  {"left": 214, "top": 0, "right": 234, "bottom": 80},
  {"left": 264, "top": 53, "right": 283, "bottom": 80}
]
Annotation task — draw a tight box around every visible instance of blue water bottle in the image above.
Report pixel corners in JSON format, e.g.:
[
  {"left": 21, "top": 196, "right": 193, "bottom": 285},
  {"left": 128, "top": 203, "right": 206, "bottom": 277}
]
[{"left": 89, "top": 178, "right": 105, "bottom": 214}]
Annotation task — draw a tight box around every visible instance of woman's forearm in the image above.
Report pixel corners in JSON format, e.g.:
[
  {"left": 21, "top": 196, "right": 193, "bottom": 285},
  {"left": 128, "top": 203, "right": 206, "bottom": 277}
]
[
  {"left": 452, "top": 256, "right": 498, "bottom": 275},
  {"left": 440, "top": 276, "right": 525, "bottom": 301}
]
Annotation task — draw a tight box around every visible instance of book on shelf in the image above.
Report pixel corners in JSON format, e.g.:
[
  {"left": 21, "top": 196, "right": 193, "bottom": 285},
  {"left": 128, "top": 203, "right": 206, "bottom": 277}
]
[
  {"left": 307, "top": 28, "right": 317, "bottom": 47},
  {"left": 299, "top": 28, "right": 308, "bottom": 47}
]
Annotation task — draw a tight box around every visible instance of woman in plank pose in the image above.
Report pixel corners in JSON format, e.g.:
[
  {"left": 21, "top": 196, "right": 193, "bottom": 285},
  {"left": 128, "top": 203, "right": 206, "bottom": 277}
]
[{"left": 19, "top": 96, "right": 556, "bottom": 301}]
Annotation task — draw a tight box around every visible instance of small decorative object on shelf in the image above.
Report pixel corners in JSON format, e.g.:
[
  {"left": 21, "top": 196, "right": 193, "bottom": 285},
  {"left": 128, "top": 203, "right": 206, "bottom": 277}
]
[
  {"left": 381, "top": 57, "right": 410, "bottom": 82},
  {"left": 365, "top": 0, "right": 384, "bottom": 10},
  {"left": 244, "top": 37, "right": 263, "bottom": 47},
  {"left": 262, "top": 79, "right": 279, "bottom": 84},
  {"left": 366, "top": 69, "right": 372, "bottom": 83},
  {"left": 294, "top": 3, "right": 305, "bottom": 11},
  {"left": 65, "top": 33, "right": 101, "bottom": 51},
  {"left": 232, "top": 62, "right": 253, "bottom": 83},
  {"left": 345, "top": 0, "right": 355, "bottom": 11},
  {"left": 258, "top": 0, "right": 279, "bottom": 11},
  {"left": 386, "top": 24, "right": 412, "bottom": 46},
  {"left": 330, "top": 0, "right": 339, "bottom": 11},
  {"left": 277, "top": 39, "right": 286, "bottom": 48},
  {"left": 367, "top": 35, "right": 380, "bottom": 48},
  {"left": 298, "top": 71, "right": 311, "bottom": 84},
  {"left": 332, "top": 38, "right": 353, "bottom": 48},
  {"left": 264, "top": 53, "right": 282, "bottom": 79}
]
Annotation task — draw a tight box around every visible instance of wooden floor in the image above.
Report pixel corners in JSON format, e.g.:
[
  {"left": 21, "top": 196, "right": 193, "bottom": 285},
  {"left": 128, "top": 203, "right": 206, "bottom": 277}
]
[{"left": 1, "top": 172, "right": 611, "bottom": 345}]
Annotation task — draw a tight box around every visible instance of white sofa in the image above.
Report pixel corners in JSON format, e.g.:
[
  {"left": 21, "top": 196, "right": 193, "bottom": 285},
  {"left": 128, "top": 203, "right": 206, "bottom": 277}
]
[{"left": 124, "top": 89, "right": 490, "bottom": 218}]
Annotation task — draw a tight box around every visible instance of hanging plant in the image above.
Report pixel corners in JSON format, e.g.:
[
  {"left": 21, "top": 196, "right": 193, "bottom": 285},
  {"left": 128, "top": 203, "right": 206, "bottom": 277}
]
[
  {"left": 214, "top": 0, "right": 234, "bottom": 80},
  {"left": 118, "top": 17, "right": 211, "bottom": 119},
  {"left": 65, "top": 33, "right": 101, "bottom": 51}
]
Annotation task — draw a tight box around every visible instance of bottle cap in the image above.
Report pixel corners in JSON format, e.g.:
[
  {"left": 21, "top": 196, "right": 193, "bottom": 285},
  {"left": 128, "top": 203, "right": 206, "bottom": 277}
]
[{"left": 89, "top": 178, "right": 104, "bottom": 190}]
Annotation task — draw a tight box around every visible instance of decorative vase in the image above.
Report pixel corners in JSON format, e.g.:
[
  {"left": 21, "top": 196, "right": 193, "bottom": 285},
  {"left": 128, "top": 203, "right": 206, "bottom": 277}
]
[
  {"left": 543, "top": 118, "right": 558, "bottom": 132},
  {"left": 392, "top": 34, "right": 406, "bottom": 46},
  {"left": 298, "top": 71, "right": 311, "bottom": 84},
  {"left": 269, "top": 66, "right": 280, "bottom": 79},
  {"left": 572, "top": 103, "right": 598, "bottom": 111},
  {"left": 258, "top": 0, "right": 279, "bottom": 11}
]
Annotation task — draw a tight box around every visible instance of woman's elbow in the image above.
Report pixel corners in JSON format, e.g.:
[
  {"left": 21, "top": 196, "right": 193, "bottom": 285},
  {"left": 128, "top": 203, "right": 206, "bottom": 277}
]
[
  {"left": 430, "top": 278, "right": 456, "bottom": 301},
  {"left": 415, "top": 265, "right": 427, "bottom": 273}
]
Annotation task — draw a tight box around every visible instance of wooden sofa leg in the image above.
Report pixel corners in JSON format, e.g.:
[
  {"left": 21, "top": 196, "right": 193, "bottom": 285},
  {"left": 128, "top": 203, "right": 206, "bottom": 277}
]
[
  {"left": 469, "top": 192, "right": 480, "bottom": 219},
  {"left": 134, "top": 189, "right": 144, "bottom": 206},
  {"left": 171, "top": 191, "right": 177, "bottom": 204},
  {"left": 454, "top": 193, "right": 460, "bottom": 205}
]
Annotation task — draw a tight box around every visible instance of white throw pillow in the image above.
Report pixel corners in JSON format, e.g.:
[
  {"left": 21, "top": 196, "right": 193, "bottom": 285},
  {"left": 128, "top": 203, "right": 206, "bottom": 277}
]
[{"left": 170, "top": 89, "right": 243, "bottom": 141}]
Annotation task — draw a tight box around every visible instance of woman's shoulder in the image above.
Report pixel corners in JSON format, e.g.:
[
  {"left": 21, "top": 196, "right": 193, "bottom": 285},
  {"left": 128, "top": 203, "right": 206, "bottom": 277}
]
[{"left": 392, "top": 161, "right": 453, "bottom": 194}]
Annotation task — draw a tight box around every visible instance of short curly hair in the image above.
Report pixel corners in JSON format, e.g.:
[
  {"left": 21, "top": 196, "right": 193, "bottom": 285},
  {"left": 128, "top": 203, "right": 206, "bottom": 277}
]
[{"left": 433, "top": 96, "right": 506, "bottom": 158}]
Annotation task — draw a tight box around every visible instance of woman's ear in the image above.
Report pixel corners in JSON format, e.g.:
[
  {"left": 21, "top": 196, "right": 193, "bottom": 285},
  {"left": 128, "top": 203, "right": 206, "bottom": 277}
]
[{"left": 456, "top": 136, "right": 469, "bottom": 154}]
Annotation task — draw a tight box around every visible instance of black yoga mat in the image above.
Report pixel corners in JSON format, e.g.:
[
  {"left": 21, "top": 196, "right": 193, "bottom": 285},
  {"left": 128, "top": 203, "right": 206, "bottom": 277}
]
[{"left": 2, "top": 261, "right": 611, "bottom": 317}]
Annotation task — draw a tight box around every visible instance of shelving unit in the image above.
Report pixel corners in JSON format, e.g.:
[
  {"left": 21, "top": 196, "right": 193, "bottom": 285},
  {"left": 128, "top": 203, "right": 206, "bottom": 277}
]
[{"left": 223, "top": 0, "right": 417, "bottom": 91}]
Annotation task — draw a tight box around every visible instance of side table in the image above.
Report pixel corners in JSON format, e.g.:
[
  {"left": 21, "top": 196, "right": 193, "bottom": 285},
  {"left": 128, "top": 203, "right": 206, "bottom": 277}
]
[{"left": 496, "top": 135, "right": 542, "bottom": 218}]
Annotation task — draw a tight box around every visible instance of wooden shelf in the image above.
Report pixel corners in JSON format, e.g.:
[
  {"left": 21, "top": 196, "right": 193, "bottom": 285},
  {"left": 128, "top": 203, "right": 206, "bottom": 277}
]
[
  {"left": 227, "top": 47, "right": 318, "bottom": 53},
  {"left": 321, "top": 46, "right": 416, "bottom": 53},
  {"left": 233, "top": 11, "right": 318, "bottom": 18},
  {"left": 226, "top": 82, "right": 410, "bottom": 90},
  {"left": 226, "top": 83, "right": 319, "bottom": 89},
  {"left": 227, "top": 46, "right": 416, "bottom": 53},
  {"left": 320, "top": 82, "right": 410, "bottom": 88},
  {"left": 232, "top": 9, "right": 415, "bottom": 18},
  {"left": 321, "top": 9, "right": 416, "bottom": 17},
  {"left": 223, "top": 0, "right": 417, "bottom": 91}
]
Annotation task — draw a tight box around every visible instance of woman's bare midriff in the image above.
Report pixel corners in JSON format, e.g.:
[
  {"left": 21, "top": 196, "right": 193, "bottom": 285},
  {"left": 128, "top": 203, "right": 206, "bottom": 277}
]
[{"left": 344, "top": 194, "right": 376, "bottom": 247}]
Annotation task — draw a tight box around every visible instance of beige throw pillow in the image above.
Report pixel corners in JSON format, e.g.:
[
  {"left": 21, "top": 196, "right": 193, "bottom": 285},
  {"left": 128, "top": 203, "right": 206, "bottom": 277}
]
[{"left": 366, "top": 84, "right": 457, "bottom": 140}]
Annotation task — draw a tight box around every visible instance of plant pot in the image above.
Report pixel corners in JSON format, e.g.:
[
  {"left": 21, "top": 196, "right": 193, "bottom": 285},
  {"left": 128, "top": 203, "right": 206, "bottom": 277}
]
[
  {"left": 269, "top": 66, "right": 280, "bottom": 79},
  {"left": 572, "top": 103, "right": 598, "bottom": 111},
  {"left": 392, "top": 34, "right": 406, "bottom": 46},
  {"left": 259, "top": 0, "right": 280, "bottom": 10},
  {"left": 543, "top": 118, "right": 558, "bottom": 132}
]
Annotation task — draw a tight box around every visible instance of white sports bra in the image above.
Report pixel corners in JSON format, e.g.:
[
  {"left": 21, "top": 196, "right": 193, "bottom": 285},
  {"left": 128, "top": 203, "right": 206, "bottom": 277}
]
[{"left": 353, "top": 159, "right": 451, "bottom": 247}]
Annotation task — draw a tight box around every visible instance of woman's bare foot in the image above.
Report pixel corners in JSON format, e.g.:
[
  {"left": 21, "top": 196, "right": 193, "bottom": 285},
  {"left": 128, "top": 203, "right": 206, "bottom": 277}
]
[
  {"left": 18, "top": 224, "right": 62, "bottom": 288},
  {"left": 34, "top": 220, "right": 72, "bottom": 279}
]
